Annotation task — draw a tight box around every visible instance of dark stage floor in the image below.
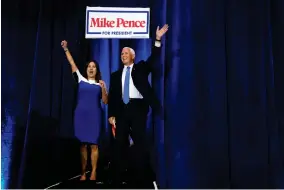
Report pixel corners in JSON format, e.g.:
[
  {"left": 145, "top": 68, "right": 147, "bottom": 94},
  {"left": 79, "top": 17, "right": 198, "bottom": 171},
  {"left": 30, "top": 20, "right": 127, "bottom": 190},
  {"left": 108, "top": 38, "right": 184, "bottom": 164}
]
[
  {"left": 45, "top": 170, "right": 157, "bottom": 189},
  {"left": 47, "top": 180, "right": 156, "bottom": 189},
  {"left": 46, "top": 176, "right": 157, "bottom": 189},
  {"left": 41, "top": 143, "right": 157, "bottom": 189}
]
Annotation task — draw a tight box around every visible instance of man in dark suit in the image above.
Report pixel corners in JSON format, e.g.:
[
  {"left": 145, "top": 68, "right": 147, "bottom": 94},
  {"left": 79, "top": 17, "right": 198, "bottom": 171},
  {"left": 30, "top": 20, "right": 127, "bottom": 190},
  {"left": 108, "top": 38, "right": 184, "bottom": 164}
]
[{"left": 108, "top": 24, "right": 169, "bottom": 186}]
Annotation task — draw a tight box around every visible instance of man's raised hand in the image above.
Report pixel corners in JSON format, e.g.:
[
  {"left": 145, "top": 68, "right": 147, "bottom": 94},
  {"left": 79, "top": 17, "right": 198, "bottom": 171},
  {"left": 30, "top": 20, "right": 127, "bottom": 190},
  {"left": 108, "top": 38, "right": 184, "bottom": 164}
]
[{"left": 156, "top": 24, "right": 169, "bottom": 40}]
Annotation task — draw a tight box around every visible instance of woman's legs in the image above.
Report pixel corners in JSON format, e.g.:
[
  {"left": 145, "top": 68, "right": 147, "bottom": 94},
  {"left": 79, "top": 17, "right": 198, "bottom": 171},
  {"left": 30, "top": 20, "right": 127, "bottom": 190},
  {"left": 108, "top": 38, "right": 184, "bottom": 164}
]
[
  {"left": 80, "top": 144, "right": 88, "bottom": 180},
  {"left": 90, "top": 145, "right": 99, "bottom": 180}
]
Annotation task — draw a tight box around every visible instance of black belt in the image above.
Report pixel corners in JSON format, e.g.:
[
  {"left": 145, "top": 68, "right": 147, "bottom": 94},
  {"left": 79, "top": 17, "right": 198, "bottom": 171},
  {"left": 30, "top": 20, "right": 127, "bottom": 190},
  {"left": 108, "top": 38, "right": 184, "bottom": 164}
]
[
  {"left": 122, "top": 98, "right": 144, "bottom": 105},
  {"left": 129, "top": 98, "right": 143, "bottom": 101}
]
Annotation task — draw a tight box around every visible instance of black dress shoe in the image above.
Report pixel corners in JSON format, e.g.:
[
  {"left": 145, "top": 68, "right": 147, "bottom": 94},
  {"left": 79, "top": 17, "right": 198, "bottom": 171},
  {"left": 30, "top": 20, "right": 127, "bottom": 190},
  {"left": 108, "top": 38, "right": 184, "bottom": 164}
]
[
  {"left": 128, "top": 180, "right": 154, "bottom": 189},
  {"left": 110, "top": 181, "right": 128, "bottom": 189}
]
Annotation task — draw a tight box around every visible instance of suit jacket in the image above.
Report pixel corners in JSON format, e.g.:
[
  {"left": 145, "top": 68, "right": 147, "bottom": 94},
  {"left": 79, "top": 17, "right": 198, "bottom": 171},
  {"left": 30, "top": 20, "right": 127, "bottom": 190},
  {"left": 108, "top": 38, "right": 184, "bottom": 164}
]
[{"left": 108, "top": 43, "right": 162, "bottom": 118}]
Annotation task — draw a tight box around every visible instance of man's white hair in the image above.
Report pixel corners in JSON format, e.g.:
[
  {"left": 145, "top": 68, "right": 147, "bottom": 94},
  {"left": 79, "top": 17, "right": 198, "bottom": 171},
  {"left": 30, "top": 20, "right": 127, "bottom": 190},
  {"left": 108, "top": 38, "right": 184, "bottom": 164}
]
[{"left": 123, "top": 47, "right": 135, "bottom": 56}]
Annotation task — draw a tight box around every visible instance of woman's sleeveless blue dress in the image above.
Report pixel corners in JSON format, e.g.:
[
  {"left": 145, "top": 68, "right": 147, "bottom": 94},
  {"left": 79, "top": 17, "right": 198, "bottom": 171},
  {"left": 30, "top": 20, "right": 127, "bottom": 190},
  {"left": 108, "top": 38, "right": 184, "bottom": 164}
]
[{"left": 73, "top": 70, "right": 102, "bottom": 144}]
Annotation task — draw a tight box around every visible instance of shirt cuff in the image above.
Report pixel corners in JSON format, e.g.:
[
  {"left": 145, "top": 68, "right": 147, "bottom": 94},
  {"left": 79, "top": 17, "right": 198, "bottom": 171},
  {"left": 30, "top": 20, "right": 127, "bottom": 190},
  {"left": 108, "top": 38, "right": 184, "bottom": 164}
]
[{"left": 154, "top": 40, "right": 161, "bottom": 47}]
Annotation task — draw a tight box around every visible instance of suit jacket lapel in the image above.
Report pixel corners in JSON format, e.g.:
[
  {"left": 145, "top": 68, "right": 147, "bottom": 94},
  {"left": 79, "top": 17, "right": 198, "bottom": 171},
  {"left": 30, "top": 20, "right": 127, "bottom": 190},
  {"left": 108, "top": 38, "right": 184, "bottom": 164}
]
[
  {"left": 118, "top": 67, "right": 123, "bottom": 96},
  {"left": 131, "top": 63, "right": 136, "bottom": 78}
]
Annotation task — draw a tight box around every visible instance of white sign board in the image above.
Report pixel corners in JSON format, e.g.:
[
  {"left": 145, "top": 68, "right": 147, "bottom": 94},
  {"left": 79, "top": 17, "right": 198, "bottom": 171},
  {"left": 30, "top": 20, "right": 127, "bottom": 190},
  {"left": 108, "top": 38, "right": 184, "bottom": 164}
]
[{"left": 85, "top": 7, "right": 150, "bottom": 39}]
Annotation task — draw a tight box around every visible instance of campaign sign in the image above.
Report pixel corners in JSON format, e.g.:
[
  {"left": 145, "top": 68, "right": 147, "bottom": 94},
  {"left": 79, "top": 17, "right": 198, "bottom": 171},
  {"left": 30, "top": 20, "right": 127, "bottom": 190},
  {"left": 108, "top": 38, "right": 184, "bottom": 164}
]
[{"left": 85, "top": 7, "right": 150, "bottom": 39}]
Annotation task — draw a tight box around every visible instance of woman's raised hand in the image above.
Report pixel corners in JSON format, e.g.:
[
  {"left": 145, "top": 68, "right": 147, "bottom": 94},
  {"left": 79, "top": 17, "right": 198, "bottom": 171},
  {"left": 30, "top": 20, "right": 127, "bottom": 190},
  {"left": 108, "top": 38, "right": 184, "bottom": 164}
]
[{"left": 61, "top": 40, "right": 68, "bottom": 49}]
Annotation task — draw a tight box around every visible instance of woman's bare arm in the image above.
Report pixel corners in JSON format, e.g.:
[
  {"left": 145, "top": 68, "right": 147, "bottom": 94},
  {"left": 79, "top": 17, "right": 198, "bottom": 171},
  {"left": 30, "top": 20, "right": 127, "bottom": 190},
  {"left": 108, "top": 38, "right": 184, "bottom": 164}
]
[
  {"left": 61, "top": 40, "right": 78, "bottom": 73},
  {"left": 99, "top": 80, "right": 108, "bottom": 104}
]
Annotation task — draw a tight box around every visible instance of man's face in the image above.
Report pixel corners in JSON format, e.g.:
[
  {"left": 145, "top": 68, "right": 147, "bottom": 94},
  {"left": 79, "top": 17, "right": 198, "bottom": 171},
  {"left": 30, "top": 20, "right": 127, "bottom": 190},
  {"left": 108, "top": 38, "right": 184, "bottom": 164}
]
[{"left": 121, "top": 47, "right": 134, "bottom": 65}]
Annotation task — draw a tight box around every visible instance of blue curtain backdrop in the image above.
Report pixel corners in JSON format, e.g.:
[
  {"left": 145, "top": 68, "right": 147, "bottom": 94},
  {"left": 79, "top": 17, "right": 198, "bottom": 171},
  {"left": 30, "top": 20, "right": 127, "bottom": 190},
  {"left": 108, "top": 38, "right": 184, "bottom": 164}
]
[{"left": 2, "top": 0, "right": 284, "bottom": 188}]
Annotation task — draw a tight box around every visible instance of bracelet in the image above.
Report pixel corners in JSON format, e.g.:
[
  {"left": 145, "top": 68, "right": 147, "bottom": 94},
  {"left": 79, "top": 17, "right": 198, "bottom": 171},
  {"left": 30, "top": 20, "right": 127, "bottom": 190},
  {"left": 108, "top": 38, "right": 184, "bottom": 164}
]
[{"left": 64, "top": 49, "right": 68, "bottom": 52}]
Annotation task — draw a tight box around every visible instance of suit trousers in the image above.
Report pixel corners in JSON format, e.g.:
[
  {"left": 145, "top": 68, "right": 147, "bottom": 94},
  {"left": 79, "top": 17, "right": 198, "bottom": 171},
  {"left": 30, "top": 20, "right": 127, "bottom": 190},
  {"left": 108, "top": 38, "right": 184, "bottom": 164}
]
[{"left": 113, "top": 98, "right": 150, "bottom": 183}]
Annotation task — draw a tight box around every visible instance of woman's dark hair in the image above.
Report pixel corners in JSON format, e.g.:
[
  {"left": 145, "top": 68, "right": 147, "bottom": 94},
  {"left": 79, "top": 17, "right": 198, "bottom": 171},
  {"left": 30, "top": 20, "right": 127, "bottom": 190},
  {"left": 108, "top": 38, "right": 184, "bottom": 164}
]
[{"left": 85, "top": 60, "right": 102, "bottom": 82}]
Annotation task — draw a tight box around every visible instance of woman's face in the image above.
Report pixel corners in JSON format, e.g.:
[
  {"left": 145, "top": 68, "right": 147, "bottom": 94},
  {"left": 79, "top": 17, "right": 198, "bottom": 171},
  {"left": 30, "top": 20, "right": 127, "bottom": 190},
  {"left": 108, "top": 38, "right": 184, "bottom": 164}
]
[{"left": 87, "top": 62, "right": 97, "bottom": 79}]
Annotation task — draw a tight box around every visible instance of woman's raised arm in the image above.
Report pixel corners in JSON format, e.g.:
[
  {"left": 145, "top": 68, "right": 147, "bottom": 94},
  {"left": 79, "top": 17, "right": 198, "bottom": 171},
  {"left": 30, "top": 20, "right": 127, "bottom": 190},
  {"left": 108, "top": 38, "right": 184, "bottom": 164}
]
[{"left": 61, "top": 40, "right": 78, "bottom": 73}]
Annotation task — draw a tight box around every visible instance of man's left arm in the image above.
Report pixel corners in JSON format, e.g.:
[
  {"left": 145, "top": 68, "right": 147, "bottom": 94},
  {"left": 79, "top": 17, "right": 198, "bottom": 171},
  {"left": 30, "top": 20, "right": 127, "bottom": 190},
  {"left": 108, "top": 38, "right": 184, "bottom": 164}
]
[{"left": 144, "top": 24, "right": 169, "bottom": 72}]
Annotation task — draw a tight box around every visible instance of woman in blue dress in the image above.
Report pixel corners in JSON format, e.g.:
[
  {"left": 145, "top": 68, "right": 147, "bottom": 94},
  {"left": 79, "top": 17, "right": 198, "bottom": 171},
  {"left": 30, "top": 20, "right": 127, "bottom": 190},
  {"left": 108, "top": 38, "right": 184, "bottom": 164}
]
[{"left": 61, "top": 40, "right": 108, "bottom": 181}]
